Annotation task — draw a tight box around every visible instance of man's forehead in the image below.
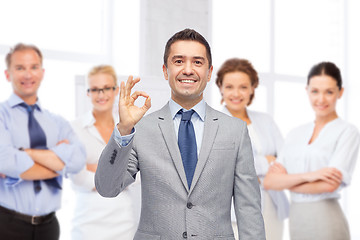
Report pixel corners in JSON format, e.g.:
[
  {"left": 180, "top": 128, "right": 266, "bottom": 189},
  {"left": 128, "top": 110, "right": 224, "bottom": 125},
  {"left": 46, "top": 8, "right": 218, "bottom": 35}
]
[
  {"left": 169, "top": 41, "right": 207, "bottom": 58},
  {"left": 11, "top": 50, "right": 42, "bottom": 63},
  {"left": 13, "top": 49, "right": 40, "bottom": 58}
]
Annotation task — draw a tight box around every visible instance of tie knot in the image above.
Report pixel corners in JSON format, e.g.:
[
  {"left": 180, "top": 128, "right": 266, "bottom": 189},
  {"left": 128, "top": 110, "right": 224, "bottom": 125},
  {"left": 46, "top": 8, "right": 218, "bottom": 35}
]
[
  {"left": 179, "top": 109, "right": 195, "bottom": 121},
  {"left": 19, "top": 103, "right": 36, "bottom": 113}
]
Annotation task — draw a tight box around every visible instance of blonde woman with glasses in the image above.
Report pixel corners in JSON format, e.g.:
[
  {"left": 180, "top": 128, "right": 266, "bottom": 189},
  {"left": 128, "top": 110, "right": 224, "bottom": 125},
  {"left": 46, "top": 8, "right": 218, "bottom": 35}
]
[{"left": 70, "top": 65, "right": 139, "bottom": 240}]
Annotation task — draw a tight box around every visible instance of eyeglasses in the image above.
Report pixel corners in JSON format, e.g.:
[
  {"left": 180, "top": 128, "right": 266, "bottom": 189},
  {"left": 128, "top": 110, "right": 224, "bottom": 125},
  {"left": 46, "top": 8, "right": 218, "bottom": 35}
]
[{"left": 87, "top": 86, "right": 116, "bottom": 95}]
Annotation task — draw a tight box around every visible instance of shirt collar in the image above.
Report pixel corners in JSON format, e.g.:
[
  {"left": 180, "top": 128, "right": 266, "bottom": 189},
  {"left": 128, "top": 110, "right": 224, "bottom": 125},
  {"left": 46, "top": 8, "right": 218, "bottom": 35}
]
[
  {"left": 169, "top": 99, "right": 206, "bottom": 121},
  {"left": 222, "top": 104, "right": 252, "bottom": 120},
  {"left": 81, "top": 111, "right": 96, "bottom": 128},
  {"left": 80, "top": 110, "right": 119, "bottom": 128},
  {"left": 9, "top": 93, "right": 43, "bottom": 111},
  {"left": 221, "top": 105, "right": 232, "bottom": 117}
]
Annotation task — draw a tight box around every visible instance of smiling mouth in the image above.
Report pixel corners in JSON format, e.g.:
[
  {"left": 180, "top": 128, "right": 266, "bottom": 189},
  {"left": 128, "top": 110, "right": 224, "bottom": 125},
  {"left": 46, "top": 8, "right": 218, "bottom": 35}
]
[
  {"left": 179, "top": 79, "right": 197, "bottom": 83},
  {"left": 315, "top": 105, "right": 328, "bottom": 110},
  {"left": 21, "top": 81, "right": 35, "bottom": 87},
  {"left": 97, "top": 99, "right": 108, "bottom": 104}
]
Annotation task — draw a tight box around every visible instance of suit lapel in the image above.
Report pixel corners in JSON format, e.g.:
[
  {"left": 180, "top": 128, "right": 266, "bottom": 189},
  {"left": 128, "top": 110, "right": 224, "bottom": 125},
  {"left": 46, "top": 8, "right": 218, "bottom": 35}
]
[
  {"left": 157, "top": 103, "right": 189, "bottom": 192},
  {"left": 189, "top": 104, "right": 219, "bottom": 194}
]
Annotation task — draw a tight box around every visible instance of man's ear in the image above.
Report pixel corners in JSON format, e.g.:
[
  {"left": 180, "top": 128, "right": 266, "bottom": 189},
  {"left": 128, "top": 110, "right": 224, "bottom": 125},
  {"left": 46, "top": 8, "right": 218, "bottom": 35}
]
[
  {"left": 163, "top": 64, "right": 168, "bottom": 80},
  {"left": 207, "top": 65, "right": 213, "bottom": 82},
  {"left": 5, "top": 70, "right": 10, "bottom": 82}
]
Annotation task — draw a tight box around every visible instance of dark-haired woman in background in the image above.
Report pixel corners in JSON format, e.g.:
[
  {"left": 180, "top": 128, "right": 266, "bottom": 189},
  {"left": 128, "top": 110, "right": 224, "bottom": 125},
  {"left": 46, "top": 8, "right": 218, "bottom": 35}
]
[
  {"left": 264, "top": 61, "right": 360, "bottom": 240},
  {"left": 216, "top": 58, "right": 289, "bottom": 240}
]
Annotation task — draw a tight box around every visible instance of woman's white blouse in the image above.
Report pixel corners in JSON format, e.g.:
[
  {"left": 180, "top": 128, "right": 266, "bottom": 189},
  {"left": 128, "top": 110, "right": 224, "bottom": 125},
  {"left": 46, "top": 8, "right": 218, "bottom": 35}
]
[
  {"left": 278, "top": 118, "right": 360, "bottom": 203},
  {"left": 70, "top": 111, "right": 140, "bottom": 240}
]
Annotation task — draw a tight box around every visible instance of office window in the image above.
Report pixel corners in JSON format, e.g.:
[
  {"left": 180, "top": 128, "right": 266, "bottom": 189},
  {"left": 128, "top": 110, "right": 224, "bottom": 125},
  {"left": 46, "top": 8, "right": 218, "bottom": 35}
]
[
  {"left": 0, "top": 0, "right": 106, "bottom": 54},
  {"left": 0, "top": 54, "right": 12, "bottom": 101},
  {"left": 0, "top": 2, "right": 143, "bottom": 122},
  {"left": 113, "top": 0, "right": 140, "bottom": 76},
  {"left": 39, "top": 60, "right": 93, "bottom": 119},
  {"left": 212, "top": 0, "right": 271, "bottom": 73},
  {"left": 274, "top": 0, "right": 344, "bottom": 76},
  {"left": 274, "top": 81, "right": 312, "bottom": 134}
]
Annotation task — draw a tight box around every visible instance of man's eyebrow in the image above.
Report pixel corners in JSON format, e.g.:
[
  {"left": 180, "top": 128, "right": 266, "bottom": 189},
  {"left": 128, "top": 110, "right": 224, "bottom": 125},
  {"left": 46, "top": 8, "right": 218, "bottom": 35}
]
[
  {"left": 193, "top": 56, "right": 205, "bottom": 61},
  {"left": 171, "top": 55, "right": 206, "bottom": 61},
  {"left": 14, "top": 63, "right": 41, "bottom": 67},
  {"left": 171, "top": 55, "right": 184, "bottom": 60}
]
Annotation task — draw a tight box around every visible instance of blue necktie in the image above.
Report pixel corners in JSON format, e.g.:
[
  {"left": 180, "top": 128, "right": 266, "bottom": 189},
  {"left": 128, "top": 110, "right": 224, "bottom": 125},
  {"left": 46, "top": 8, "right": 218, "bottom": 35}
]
[
  {"left": 178, "top": 109, "right": 198, "bottom": 189},
  {"left": 20, "top": 103, "right": 61, "bottom": 193}
]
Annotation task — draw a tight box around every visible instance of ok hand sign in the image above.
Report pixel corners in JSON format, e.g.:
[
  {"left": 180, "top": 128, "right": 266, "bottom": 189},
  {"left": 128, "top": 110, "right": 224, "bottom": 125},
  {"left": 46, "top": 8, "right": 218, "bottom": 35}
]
[{"left": 117, "top": 76, "right": 151, "bottom": 135}]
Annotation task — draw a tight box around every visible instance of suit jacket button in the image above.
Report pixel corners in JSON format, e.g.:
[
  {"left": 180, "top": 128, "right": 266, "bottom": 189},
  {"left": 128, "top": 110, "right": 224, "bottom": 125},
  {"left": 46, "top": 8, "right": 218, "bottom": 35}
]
[
  {"left": 187, "top": 202, "right": 193, "bottom": 209},
  {"left": 182, "top": 231, "right": 187, "bottom": 238}
]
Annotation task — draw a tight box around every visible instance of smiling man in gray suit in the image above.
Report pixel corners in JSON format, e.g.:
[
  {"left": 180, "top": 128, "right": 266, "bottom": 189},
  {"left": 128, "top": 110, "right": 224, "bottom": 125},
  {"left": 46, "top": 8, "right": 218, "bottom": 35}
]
[{"left": 95, "top": 28, "right": 265, "bottom": 240}]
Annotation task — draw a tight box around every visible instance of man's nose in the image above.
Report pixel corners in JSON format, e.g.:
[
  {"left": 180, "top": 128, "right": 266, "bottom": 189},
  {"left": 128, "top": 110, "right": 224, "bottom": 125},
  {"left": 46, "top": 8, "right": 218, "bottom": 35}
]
[
  {"left": 182, "top": 62, "right": 193, "bottom": 75},
  {"left": 24, "top": 69, "right": 32, "bottom": 78}
]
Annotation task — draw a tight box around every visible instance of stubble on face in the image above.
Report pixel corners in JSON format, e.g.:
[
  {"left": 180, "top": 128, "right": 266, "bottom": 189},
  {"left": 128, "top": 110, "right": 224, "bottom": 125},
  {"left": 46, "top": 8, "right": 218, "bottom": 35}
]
[{"left": 163, "top": 40, "right": 212, "bottom": 109}]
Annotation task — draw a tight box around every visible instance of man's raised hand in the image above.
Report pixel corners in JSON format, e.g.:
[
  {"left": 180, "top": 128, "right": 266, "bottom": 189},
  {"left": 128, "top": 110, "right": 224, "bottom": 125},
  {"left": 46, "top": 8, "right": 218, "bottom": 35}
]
[{"left": 117, "top": 76, "right": 151, "bottom": 135}]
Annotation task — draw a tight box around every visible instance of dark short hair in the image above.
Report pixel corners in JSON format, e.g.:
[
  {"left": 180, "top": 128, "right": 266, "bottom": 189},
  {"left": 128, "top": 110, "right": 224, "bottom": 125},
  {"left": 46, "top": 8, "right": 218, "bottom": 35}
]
[
  {"left": 5, "top": 43, "right": 43, "bottom": 69},
  {"left": 163, "top": 28, "right": 212, "bottom": 69},
  {"left": 216, "top": 58, "right": 259, "bottom": 105},
  {"left": 307, "top": 62, "right": 342, "bottom": 90}
]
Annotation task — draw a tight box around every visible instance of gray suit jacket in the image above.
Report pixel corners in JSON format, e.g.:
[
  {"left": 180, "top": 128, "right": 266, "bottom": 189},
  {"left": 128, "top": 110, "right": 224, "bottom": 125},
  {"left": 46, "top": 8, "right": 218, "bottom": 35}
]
[{"left": 95, "top": 103, "right": 265, "bottom": 240}]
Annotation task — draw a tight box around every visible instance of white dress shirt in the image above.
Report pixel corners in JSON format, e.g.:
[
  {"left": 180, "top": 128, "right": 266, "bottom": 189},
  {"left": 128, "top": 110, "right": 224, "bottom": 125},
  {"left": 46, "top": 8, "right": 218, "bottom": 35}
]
[
  {"left": 70, "top": 111, "right": 140, "bottom": 240},
  {"left": 0, "top": 93, "right": 86, "bottom": 216},
  {"left": 114, "top": 99, "right": 206, "bottom": 154},
  {"left": 278, "top": 118, "right": 360, "bottom": 203}
]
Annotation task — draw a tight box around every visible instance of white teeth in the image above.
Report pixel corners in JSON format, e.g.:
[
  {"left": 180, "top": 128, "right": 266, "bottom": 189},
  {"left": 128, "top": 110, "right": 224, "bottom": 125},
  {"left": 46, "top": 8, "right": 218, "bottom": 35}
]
[{"left": 180, "top": 80, "right": 195, "bottom": 83}]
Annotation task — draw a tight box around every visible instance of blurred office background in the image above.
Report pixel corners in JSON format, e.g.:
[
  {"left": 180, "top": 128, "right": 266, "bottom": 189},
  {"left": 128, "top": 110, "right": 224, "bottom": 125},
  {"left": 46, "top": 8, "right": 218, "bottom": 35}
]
[{"left": 1, "top": 0, "right": 360, "bottom": 239}]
